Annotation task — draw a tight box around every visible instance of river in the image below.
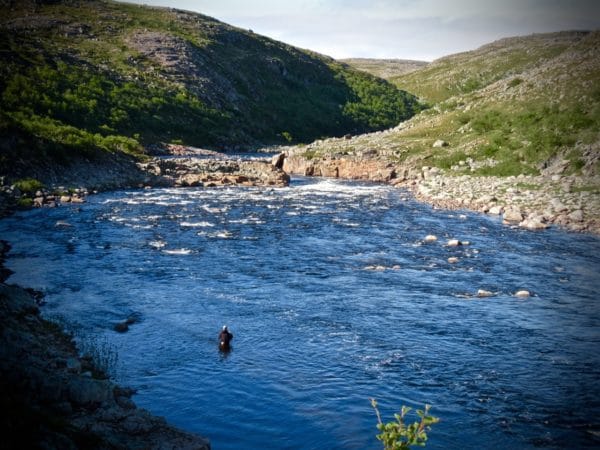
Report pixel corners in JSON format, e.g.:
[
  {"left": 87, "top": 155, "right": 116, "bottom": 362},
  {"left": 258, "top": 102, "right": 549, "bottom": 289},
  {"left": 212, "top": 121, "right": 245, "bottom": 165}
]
[{"left": 1, "top": 176, "right": 599, "bottom": 449}]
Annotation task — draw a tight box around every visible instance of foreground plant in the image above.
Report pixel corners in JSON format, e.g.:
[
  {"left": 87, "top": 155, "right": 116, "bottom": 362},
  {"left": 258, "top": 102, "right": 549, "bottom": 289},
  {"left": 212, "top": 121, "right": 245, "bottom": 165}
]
[{"left": 370, "top": 399, "right": 439, "bottom": 449}]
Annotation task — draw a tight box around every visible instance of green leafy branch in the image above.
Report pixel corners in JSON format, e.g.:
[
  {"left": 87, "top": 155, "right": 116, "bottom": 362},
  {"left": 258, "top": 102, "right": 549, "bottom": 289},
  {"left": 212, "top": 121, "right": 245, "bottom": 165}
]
[{"left": 371, "top": 399, "right": 440, "bottom": 449}]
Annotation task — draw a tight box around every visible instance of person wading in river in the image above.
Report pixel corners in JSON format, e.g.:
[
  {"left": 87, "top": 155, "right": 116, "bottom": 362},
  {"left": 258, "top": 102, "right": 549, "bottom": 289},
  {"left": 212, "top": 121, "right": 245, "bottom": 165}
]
[{"left": 219, "top": 325, "right": 233, "bottom": 351}]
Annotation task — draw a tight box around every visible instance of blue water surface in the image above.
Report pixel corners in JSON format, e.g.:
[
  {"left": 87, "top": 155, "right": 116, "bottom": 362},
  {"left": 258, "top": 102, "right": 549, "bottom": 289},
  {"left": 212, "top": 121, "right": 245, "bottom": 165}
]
[{"left": 1, "top": 176, "right": 599, "bottom": 449}]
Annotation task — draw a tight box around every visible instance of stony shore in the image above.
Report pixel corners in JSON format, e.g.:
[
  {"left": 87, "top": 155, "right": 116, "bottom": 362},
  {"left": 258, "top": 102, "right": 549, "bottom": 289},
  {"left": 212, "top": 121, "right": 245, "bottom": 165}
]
[
  {"left": 0, "top": 244, "right": 210, "bottom": 449},
  {"left": 0, "top": 146, "right": 289, "bottom": 218},
  {"left": 411, "top": 169, "right": 600, "bottom": 234}
]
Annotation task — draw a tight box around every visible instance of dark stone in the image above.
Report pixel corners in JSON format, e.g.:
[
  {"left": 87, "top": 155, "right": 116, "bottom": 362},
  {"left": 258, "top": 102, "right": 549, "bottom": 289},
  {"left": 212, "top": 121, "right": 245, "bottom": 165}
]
[{"left": 114, "top": 322, "right": 129, "bottom": 333}]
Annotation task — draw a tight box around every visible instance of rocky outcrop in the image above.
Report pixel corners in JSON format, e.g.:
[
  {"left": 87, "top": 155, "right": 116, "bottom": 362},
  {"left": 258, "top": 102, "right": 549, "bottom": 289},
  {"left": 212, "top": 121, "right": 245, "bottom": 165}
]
[
  {"left": 0, "top": 283, "right": 210, "bottom": 449},
  {"left": 283, "top": 152, "right": 397, "bottom": 182},
  {"left": 141, "top": 157, "right": 290, "bottom": 187}
]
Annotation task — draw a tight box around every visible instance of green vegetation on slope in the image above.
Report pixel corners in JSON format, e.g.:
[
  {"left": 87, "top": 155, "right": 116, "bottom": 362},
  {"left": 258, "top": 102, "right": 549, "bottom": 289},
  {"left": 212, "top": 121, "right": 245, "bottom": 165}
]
[
  {"left": 300, "top": 31, "right": 599, "bottom": 178},
  {"left": 390, "top": 32, "right": 588, "bottom": 104},
  {"left": 0, "top": 0, "right": 420, "bottom": 181}
]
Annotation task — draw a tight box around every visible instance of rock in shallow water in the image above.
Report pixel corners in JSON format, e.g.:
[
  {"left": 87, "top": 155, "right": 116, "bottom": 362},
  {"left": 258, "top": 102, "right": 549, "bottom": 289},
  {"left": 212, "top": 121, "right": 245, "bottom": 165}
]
[{"left": 514, "top": 290, "right": 531, "bottom": 298}]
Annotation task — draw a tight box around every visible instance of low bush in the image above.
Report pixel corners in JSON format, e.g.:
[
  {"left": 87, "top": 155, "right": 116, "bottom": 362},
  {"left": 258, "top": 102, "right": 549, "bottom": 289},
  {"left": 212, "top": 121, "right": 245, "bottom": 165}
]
[
  {"left": 14, "top": 178, "right": 44, "bottom": 194},
  {"left": 371, "top": 399, "right": 439, "bottom": 449}
]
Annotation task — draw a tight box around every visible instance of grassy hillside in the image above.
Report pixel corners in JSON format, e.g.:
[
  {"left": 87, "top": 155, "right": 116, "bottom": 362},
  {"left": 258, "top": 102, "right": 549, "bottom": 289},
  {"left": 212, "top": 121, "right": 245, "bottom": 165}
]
[
  {"left": 340, "top": 58, "right": 428, "bottom": 80},
  {"left": 297, "top": 31, "right": 600, "bottom": 178},
  {"left": 0, "top": 0, "right": 420, "bottom": 181},
  {"left": 390, "top": 31, "right": 588, "bottom": 104}
]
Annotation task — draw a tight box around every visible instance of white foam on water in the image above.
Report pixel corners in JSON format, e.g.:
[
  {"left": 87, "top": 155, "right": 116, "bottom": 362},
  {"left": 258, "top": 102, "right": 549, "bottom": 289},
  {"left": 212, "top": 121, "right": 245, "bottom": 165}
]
[
  {"left": 180, "top": 221, "right": 215, "bottom": 228},
  {"left": 332, "top": 218, "right": 360, "bottom": 227},
  {"left": 202, "top": 205, "right": 228, "bottom": 214},
  {"left": 149, "top": 240, "right": 166, "bottom": 249},
  {"left": 162, "top": 248, "right": 192, "bottom": 255},
  {"left": 199, "top": 230, "right": 233, "bottom": 239},
  {"left": 229, "top": 217, "right": 264, "bottom": 225},
  {"left": 294, "top": 179, "right": 385, "bottom": 196}
]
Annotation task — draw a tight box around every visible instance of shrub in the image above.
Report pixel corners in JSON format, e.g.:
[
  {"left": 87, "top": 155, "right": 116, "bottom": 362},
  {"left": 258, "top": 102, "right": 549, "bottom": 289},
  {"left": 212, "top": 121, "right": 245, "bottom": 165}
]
[
  {"left": 371, "top": 399, "right": 439, "bottom": 450},
  {"left": 14, "top": 178, "right": 43, "bottom": 194},
  {"left": 17, "top": 197, "right": 34, "bottom": 207},
  {"left": 508, "top": 77, "right": 523, "bottom": 88}
]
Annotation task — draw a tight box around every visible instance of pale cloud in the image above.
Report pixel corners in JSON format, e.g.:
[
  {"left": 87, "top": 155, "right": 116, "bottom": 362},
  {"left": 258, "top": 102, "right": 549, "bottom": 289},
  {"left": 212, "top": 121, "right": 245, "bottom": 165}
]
[{"left": 119, "top": 0, "right": 600, "bottom": 60}]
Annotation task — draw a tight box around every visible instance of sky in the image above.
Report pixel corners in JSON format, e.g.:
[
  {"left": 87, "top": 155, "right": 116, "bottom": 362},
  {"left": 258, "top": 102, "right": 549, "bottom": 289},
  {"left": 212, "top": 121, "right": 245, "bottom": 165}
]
[{"left": 121, "top": 0, "right": 600, "bottom": 61}]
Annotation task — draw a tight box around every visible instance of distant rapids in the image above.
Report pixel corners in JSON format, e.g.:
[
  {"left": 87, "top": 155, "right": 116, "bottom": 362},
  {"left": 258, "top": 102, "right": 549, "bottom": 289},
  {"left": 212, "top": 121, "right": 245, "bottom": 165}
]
[{"left": 2, "top": 176, "right": 599, "bottom": 449}]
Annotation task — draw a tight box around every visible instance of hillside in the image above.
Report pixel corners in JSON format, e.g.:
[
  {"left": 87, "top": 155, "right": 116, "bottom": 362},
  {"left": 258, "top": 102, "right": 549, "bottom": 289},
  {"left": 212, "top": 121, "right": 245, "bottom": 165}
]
[
  {"left": 390, "top": 31, "right": 591, "bottom": 103},
  {"left": 290, "top": 31, "right": 600, "bottom": 177},
  {"left": 0, "top": 0, "right": 420, "bottom": 184},
  {"left": 340, "top": 58, "right": 428, "bottom": 79},
  {"left": 283, "top": 31, "right": 600, "bottom": 233}
]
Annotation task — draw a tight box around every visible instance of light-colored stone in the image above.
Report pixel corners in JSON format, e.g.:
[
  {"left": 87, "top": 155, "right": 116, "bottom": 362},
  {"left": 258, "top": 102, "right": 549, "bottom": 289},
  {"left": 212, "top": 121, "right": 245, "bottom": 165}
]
[
  {"left": 447, "top": 239, "right": 461, "bottom": 247},
  {"left": 519, "top": 217, "right": 549, "bottom": 230},
  {"left": 432, "top": 139, "right": 448, "bottom": 148},
  {"left": 568, "top": 209, "right": 584, "bottom": 222},
  {"left": 514, "top": 290, "right": 531, "bottom": 298},
  {"left": 550, "top": 198, "right": 568, "bottom": 212},
  {"left": 503, "top": 206, "right": 524, "bottom": 222},
  {"left": 488, "top": 205, "right": 504, "bottom": 215},
  {"left": 477, "top": 289, "right": 494, "bottom": 297},
  {"left": 424, "top": 235, "right": 437, "bottom": 243},
  {"left": 448, "top": 257, "right": 459, "bottom": 264}
]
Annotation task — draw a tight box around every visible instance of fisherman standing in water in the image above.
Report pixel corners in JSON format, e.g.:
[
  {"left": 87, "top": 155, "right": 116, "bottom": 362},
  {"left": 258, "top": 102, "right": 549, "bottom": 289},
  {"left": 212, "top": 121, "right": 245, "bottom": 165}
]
[{"left": 219, "top": 325, "right": 233, "bottom": 351}]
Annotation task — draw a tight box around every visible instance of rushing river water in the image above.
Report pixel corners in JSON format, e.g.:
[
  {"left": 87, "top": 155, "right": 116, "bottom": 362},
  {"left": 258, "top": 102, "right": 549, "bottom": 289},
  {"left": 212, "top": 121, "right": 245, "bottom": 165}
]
[{"left": 2, "top": 176, "right": 599, "bottom": 449}]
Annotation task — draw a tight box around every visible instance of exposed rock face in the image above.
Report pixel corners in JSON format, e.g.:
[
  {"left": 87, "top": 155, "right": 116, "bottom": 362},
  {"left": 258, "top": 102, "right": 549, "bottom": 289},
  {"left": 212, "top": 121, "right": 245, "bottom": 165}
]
[
  {"left": 141, "top": 157, "right": 290, "bottom": 187},
  {"left": 283, "top": 152, "right": 397, "bottom": 182},
  {"left": 126, "top": 31, "right": 239, "bottom": 109},
  {"left": 0, "top": 283, "right": 211, "bottom": 450}
]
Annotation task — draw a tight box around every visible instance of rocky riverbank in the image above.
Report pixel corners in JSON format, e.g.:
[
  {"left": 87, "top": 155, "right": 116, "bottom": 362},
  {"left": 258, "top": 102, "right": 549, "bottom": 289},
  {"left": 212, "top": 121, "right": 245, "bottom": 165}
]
[
  {"left": 0, "top": 245, "right": 210, "bottom": 449},
  {"left": 281, "top": 150, "right": 600, "bottom": 235},
  {"left": 411, "top": 169, "right": 600, "bottom": 234},
  {"left": 0, "top": 146, "right": 289, "bottom": 218},
  {"left": 140, "top": 157, "right": 290, "bottom": 188}
]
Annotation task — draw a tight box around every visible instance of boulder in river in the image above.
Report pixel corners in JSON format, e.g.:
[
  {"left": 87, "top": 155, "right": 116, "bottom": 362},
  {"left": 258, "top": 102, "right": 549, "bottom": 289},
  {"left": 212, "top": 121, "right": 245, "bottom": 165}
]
[{"left": 514, "top": 290, "right": 531, "bottom": 298}]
